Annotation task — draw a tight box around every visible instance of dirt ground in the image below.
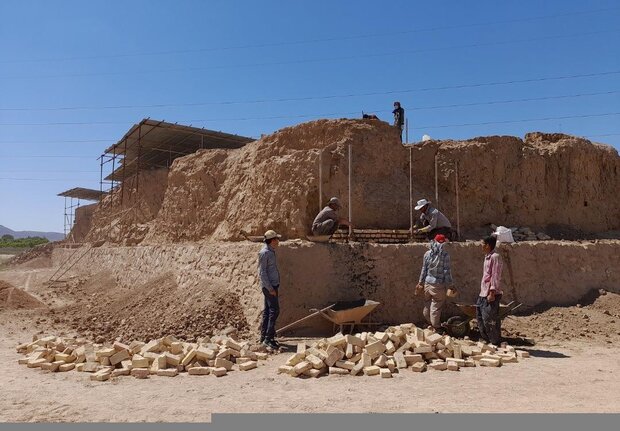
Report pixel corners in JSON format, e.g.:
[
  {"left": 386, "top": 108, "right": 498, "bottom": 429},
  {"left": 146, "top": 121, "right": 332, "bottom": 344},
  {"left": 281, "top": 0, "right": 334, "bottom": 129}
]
[{"left": 1, "top": 261, "right": 619, "bottom": 421}]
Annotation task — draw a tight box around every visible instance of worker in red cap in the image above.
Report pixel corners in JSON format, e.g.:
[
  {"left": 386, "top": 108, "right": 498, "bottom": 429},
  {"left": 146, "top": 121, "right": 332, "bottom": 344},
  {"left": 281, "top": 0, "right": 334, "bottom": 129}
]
[{"left": 416, "top": 233, "right": 454, "bottom": 332}]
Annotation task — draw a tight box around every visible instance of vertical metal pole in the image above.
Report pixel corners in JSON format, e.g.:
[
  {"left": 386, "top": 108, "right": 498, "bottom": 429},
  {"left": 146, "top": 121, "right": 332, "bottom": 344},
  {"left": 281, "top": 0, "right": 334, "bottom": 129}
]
[
  {"left": 111, "top": 146, "right": 116, "bottom": 192},
  {"left": 121, "top": 138, "right": 128, "bottom": 205},
  {"left": 409, "top": 146, "right": 413, "bottom": 234},
  {"left": 455, "top": 161, "right": 461, "bottom": 240},
  {"left": 318, "top": 150, "right": 323, "bottom": 212},
  {"left": 348, "top": 143, "right": 352, "bottom": 237},
  {"left": 434, "top": 153, "right": 439, "bottom": 208},
  {"left": 63, "top": 196, "right": 68, "bottom": 238},
  {"left": 99, "top": 155, "right": 103, "bottom": 194}
]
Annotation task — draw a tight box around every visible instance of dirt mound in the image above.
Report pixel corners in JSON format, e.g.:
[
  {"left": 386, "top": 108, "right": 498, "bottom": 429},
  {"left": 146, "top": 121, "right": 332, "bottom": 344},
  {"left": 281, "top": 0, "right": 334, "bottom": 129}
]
[
  {"left": 503, "top": 290, "right": 620, "bottom": 343},
  {"left": 60, "top": 273, "right": 249, "bottom": 342},
  {"left": 8, "top": 243, "right": 54, "bottom": 266},
  {"left": 0, "top": 281, "right": 47, "bottom": 310}
]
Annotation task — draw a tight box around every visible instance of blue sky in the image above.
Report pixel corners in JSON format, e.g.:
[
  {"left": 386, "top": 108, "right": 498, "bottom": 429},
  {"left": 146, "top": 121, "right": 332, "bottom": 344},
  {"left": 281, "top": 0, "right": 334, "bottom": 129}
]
[{"left": 1, "top": 0, "right": 619, "bottom": 232}]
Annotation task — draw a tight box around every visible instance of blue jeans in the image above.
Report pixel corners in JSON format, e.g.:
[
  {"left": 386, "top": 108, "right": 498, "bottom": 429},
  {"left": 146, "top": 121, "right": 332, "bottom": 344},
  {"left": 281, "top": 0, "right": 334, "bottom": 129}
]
[
  {"left": 261, "top": 286, "right": 280, "bottom": 340},
  {"left": 476, "top": 294, "right": 502, "bottom": 345}
]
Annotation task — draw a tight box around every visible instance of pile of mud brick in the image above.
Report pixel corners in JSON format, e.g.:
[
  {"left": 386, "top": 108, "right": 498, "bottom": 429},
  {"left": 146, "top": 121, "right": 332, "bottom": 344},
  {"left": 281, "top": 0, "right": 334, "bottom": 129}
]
[
  {"left": 511, "top": 227, "right": 551, "bottom": 241},
  {"left": 279, "top": 324, "right": 530, "bottom": 378},
  {"left": 332, "top": 229, "right": 411, "bottom": 244},
  {"left": 16, "top": 334, "right": 269, "bottom": 381}
]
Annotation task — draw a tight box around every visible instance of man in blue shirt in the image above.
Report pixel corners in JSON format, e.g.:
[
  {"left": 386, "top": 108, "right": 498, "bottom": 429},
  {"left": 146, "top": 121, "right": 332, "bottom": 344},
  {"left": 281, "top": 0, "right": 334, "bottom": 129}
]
[{"left": 258, "top": 229, "right": 282, "bottom": 349}]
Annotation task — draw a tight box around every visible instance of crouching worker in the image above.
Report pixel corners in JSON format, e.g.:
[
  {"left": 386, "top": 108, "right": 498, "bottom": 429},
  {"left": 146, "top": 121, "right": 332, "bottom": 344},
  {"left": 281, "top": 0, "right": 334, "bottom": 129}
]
[
  {"left": 416, "top": 234, "right": 453, "bottom": 331},
  {"left": 476, "top": 236, "right": 504, "bottom": 345},
  {"left": 258, "top": 229, "right": 282, "bottom": 350},
  {"left": 311, "top": 197, "right": 351, "bottom": 236}
]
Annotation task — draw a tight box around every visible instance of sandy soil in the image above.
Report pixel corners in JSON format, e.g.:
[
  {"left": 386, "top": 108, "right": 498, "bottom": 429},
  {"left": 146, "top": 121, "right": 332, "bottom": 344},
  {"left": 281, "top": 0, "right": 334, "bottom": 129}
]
[{"left": 1, "top": 309, "right": 619, "bottom": 422}]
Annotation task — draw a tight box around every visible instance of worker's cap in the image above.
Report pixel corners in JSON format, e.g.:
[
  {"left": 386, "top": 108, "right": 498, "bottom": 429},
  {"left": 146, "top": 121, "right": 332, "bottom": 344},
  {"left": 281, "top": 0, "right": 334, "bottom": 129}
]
[
  {"left": 394, "top": 101, "right": 401, "bottom": 106},
  {"left": 415, "top": 198, "right": 431, "bottom": 210},
  {"left": 434, "top": 234, "right": 447, "bottom": 243},
  {"left": 328, "top": 197, "right": 341, "bottom": 208},
  {"left": 264, "top": 230, "right": 282, "bottom": 240}
]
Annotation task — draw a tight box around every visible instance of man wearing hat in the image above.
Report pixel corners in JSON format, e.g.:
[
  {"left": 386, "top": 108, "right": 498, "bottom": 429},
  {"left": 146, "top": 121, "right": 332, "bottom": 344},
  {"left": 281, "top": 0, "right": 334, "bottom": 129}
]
[
  {"left": 311, "top": 197, "right": 352, "bottom": 236},
  {"left": 413, "top": 198, "right": 452, "bottom": 240},
  {"left": 393, "top": 101, "right": 405, "bottom": 142},
  {"left": 258, "top": 229, "right": 282, "bottom": 349},
  {"left": 416, "top": 233, "right": 454, "bottom": 331}
]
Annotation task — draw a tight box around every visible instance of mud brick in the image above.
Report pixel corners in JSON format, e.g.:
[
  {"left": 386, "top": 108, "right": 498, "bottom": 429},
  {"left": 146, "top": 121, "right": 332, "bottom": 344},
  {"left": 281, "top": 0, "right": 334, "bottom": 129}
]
[
  {"left": 111, "top": 368, "right": 130, "bottom": 377},
  {"left": 446, "top": 361, "right": 460, "bottom": 371},
  {"left": 453, "top": 344, "right": 462, "bottom": 359},
  {"left": 327, "top": 333, "right": 347, "bottom": 347},
  {"left": 386, "top": 359, "right": 396, "bottom": 373},
  {"left": 54, "top": 353, "right": 73, "bottom": 363},
  {"left": 464, "top": 358, "right": 476, "bottom": 367},
  {"left": 500, "top": 355, "right": 518, "bottom": 364},
  {"left": 305, "top": 354, "right": 325, "bottom": 370},
  {"left": 100, "top": 356, "right": 111, "bottom": 366},
  {"left": 404, "top": 354, "right": 424, "bottom": 365},
  {"left": 223, "top": 338, "right": 242, "bottom": 352},
  {"left": 109, "top": 349, "right": 130, "bottom": 366},
  {"left": 329, "top": 367, "right": 349, "bottom": 376},
  {"left": 113, "top": 341, "right": 130, "bottom": 352},
  {"left": 96, "top": 347, "right": 115, "bottom": 359},
  {"left": 285, "top": 352, "right": 306, "bottom": 367},
  {"left": 140, "top": 340, "right": 161, "bottom": 355},
  {"left": 215, "top": 358, "right": 234, "bottom": 371},
  {"left": 395, "top": 341, "right": 411, "bottom": 354},
  {"left": 413, "top": 342, "right": 432, "bottom": 354},
  {"left": 304, "top": 367, "right": 327, "bottom": 378},
  {"left": 374, "top": 332, "right": 389, "bottom": 343},
  {"left": 216, "top": 348, "right": 234, "bottom": 359},
  {"left": 393, "top": 351, "right": 408, "bottom": 369},
  {"left": 212, "top": 367, "right": 227, "bottom": 377},
  {"left": 157, "top": 368, "right": 179, "bottom": 377},
  {"left": 163, "top": 352, "right": 181, "bottom": 367},
  {"left": 361, "top": 352, "right": 372, "bottom": 367},
  {"left": 364, "top": 341, "right": 386, "bottom": 360},
  {"left": 75, "top": 363, "right": 85, "bottom": 372},
  {"left": 188, "top": 367, "right": 211, "bottom": 376},
  {"left": 131, "top": 367, "right": 150, "bottom": 379},
  {"left": 374, "top": 354, "right": 388, "bottom": 368},
  {"left": 411, "top": 361, "right": 427, "bottom": 372},
  {"left": 41, "top": 361, "right": 62, "bottom": 372},
  {"left": 360, "top": 332, "right": 368, "bottom": 343},
  {"left": 239, "top": 361, "right": 258, "bottom": 371},
  {"left": 349, "top": 353, "right": 362, "bottom": 363},
  {"left": 291, "top": 361, "right": 313, "bottom": 376},
  {"left": 90, "top": 369, "right": 111, "bottom": 382},
  {"left": 380, "top": 369, "right": 392, "bottom": 378},
  {"left": 345, "top": 335, "right": 365, "bottom": 348},
  {"left": 482, "top": 353, "right": 502, "bottom": 361},
  {"left": 385, "top": 340, "right": 396, "bottom": 355},
  {"left": 428, "top": 361, "right": 447, "bottom": 371},
  {"left": 119, "top": 359, "right": 132, "bottom": 370},
  {"left": 426, "top": 333, "right": 443, "bottom": 346},
  {"left": 168, "top": 342, "right": 184, "bottom": 355},
  {"left": 351, "top": 362, "right": 364, "bottom": 376},
  {"left": 132, "top": 354, "right": 149, "bottom": 369},
  {"left": 324, "top": 346, "right": 344, "bottom": 367},
  {"left": 149, "top": 359, "right": 161, "bottom": 374},
  {"left": 363, "top": 365, "right": 381, "bottom": 376},
  {"left": 128, "top": 341, "right": 145, "bottom": 354},
  {"left": 423, "top": 352, "right": 439, "bottom": 361},
  {"left": 195, "top": 347, "right": 216, "bottom": 361},
  {"left": 314, "top": 349, "right": 328, "bottom": 361},
  {"left": 277, "top": 365, "right": 293, "bottom": 374},
  {"left": 436, "top": 342, "right": 446, "bottom": 351},
  {"left": 437, "top": 350, "right": 452, "bottom": 360},
  {"left": 27, "top": 358, "right": 48, "bottom": 368},
  {"left": 345, "top": 343, "right": 354, "bottom": 359},
  {"left": 18, "top": 358, "right": 30, "bottom": 365},
  {"left": 334, "top": 360, "right": 355, "bottom": 370},
  {"left": 294, "top": 343, "right": 306, "bottom": 354},
  {"left": 479, "top": 358, "right": 501, "bottom": 367},
  {"left": 255, "top": 352, "right": 268, "bottom": 361},
  {"left": 516, "top": 350, "right": 530, "bottom": 358}
]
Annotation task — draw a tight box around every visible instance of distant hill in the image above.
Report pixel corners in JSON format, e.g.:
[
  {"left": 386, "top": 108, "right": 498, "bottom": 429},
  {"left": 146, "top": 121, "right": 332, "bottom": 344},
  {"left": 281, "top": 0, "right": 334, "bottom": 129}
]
[{"left": 0, "top": 224, "right": 64, "bottom": 242}]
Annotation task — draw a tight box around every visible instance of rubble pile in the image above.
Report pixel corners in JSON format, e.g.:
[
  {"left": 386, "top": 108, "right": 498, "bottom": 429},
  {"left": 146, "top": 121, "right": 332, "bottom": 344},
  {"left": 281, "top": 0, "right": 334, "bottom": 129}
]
[
  {"left": 279, "top": 324, "right": 529, "bottom": 378},
  {"left": 510, "top": 227, "right": 552, "bottom": 242},
  {"left": 16, "top": 331, "right": 269, "bottom": 381}
]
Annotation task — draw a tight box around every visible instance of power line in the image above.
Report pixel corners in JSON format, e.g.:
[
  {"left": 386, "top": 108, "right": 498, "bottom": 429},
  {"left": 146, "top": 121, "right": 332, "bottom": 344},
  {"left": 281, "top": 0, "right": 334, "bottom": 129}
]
[
  {"left": 3, "top": 7, "right": 617, "bottom": 64},
  {"left": 2, "top": 29, "right": 617, "bottom": 80},
  {"left": 1, "top": 70, "right": 618, "bottom": 113}
]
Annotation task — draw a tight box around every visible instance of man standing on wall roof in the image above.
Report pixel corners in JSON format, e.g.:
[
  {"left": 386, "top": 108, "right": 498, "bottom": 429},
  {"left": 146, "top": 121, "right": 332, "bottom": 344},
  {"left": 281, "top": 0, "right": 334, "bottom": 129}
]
[
  {"left": 413, "top": 198, "right": 453, "bottom": 240},
  {"left": 311, "top": 197, "right": 352, "bottom": 236},
  {"left": 258, "top": 229, "right": 282, "bottom": 350},
  {"left": 393, "top": 101, "right": 405, "bottom": 142}
]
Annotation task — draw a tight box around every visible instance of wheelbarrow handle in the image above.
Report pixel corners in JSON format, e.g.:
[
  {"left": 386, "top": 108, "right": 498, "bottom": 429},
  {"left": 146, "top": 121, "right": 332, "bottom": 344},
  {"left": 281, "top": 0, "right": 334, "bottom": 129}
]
[{"left": 276, "top": 304, "right": 336, "bottom": 335}]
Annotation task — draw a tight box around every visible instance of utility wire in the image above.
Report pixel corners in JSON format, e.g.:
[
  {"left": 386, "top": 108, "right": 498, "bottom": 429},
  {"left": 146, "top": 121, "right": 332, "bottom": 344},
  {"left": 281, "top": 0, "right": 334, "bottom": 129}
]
[
  {"left": 3, "top": 6, "right": 617, "bottom": 64},
  {"left": 1, "top": 71, "right": 618, "bottom": 113},
  {"left": 2, "top": 29, "right": 617, "bottom": 80}
]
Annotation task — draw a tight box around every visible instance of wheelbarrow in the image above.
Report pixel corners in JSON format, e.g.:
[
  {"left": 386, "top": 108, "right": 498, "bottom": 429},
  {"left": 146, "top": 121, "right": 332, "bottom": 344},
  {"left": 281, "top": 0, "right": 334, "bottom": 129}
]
[
  {"left": 276, "top": 298, "right": 381, "bottom": 336},
  {"left": 443, "top": 301, "right": 523, "bottom": 338}
]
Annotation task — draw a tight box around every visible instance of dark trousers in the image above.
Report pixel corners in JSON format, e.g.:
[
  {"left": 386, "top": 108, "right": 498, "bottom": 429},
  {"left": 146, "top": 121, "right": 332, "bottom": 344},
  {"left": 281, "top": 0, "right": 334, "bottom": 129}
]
[
  {"left": 261, "top": 286, "right": 280, "bottom": 340},
  {"left": 476, "top": 294, "right": 502, "bottom": 345}
]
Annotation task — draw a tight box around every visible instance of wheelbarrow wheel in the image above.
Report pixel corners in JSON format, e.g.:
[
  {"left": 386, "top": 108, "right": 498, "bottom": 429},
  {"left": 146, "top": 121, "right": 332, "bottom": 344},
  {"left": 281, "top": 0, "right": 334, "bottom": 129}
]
[{"left": 445, "top": 316, "right": 470, "bottom": 338}]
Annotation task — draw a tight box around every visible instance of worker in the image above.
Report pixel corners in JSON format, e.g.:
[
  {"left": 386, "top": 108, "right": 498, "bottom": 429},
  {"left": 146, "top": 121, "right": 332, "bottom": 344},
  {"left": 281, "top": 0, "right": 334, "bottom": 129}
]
[
  {"left": 392, "top": 101, "right": 405, "bottom": 142},
  {"left": 258, "top": 229, "right": 282, "bottom": 350},
  {"left": 416, "top": 234, "right": 453, "bottom": 332},
  {"left": 476, "top": 236, "right": 504, "bottom": 346},
  {"left": 413, "top": 198, "right": 452, "bottom": 240},
  {"left": 311, "top": 197, "right": 351, "bottom": 236}
]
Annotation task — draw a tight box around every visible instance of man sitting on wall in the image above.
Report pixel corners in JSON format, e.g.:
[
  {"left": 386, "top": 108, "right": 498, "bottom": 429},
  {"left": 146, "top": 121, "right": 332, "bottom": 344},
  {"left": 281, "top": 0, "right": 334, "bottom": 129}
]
[
  {"left": 412, "top": 198, "right": 452, "bottom": 240},
  {"left": 311, "top": 197, "right": 352, "bottom": 236}
]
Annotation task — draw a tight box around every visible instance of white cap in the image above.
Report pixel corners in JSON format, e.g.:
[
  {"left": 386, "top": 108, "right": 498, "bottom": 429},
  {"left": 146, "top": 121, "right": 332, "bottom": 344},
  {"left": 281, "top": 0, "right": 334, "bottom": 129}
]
[
  {"left": 415, "top": 199, "right": 431, "bottom": 211},
  {"left": 264, "top": 230, "right": 282, "bottom": 240},
  {"left": 422, "top": 134, "right": 432, "bottom": 142}
]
